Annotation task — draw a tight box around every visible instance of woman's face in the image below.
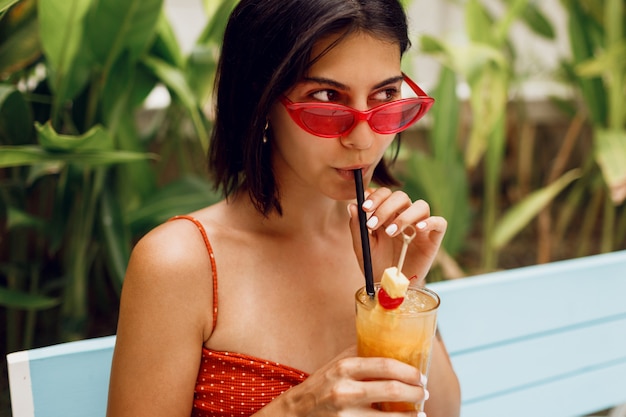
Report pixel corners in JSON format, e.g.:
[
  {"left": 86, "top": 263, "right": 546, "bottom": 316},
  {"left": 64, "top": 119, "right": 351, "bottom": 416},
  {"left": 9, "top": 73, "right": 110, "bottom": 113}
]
[{"left": 268, "top": 31, "right": 402, "bottom": 202}]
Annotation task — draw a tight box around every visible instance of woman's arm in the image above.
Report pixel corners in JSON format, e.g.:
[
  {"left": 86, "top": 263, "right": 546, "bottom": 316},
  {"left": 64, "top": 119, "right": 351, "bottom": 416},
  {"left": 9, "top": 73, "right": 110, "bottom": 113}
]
[
  {"left": 107, "top": 222, "right": 214, "bottom": 417},
  {"left": 424, "top": 335, "right": 461, "bottom": 417}
]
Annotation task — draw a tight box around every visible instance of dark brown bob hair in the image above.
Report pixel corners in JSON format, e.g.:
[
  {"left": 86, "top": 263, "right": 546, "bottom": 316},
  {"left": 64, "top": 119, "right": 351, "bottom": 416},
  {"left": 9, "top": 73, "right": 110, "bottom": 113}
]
[{"left": 208, "top": 0, "right": 411, "bottom": 215}]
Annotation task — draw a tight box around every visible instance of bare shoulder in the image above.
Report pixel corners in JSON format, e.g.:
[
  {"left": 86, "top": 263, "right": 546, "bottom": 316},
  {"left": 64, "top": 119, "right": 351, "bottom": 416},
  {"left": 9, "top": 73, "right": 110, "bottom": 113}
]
[
  {"left": 127, "top": 213, "right": 219, "bottom": 285},
  {"left": 119, "top": 210, "right": 226, "bottom": 337}
]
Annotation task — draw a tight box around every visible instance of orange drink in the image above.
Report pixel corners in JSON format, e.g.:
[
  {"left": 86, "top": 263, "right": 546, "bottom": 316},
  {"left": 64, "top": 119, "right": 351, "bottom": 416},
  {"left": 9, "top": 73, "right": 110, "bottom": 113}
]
[{"left": 355, "top": 284, "right": 439, "bottom": 412}]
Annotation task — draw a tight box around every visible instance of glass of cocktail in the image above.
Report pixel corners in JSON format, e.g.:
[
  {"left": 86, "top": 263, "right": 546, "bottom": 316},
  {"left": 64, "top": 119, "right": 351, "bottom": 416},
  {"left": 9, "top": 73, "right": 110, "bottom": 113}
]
[{"left": 355, "top": 283, "right": 440, "bottom": 412}]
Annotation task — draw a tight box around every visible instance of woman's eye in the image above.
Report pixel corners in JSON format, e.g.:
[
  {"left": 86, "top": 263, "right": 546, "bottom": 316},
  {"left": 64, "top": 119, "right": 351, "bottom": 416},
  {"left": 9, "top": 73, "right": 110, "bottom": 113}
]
[
  {"left": 372, "top": 88, "right": 400, "bottom": 102},
  {"left": 311, "top": 90, "right": 338, "bottom": 102}
]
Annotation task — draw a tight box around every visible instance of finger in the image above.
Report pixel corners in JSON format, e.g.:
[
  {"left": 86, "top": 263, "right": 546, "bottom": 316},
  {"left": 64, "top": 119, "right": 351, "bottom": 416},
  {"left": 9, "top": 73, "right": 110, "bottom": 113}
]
[
  {"left": 346, "top": 357, "right": 422, "bottom": 386},
  {"left": 414, "top": 216, "right": 447, "bottom": 246},
  {"left": 382, "top": 199, "right": 431, "bottom": 237},
  {"left": 361, "top": 379, "right": 428, "bottom": 406},
  {"left": 360, "top": 187, "right": 393, "bottom": 213},
  {"left": 365, "top": 192, "right": 415, "bottom": 232}
]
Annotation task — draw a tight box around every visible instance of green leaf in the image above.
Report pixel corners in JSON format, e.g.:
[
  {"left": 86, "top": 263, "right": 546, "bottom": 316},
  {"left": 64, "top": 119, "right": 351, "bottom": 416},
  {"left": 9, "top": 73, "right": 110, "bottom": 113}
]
[
  {"left": 419, "top": 35, "right": 447, "bottom": 55},
  {"left": 465, "top": 70, "right": 508, "bottom": 168},
  {"left": 100, "top": 186, "right": 131, "bottom": 286},
  {"left": 576, "top": 42, "right": 626, "bottom": 78},
  {"left": 83, "top": 0, "right": 163, "bottom": 67},
  {"left": 0, "top": 12, "right": 40, "bottom": 76},
  {"left": 430, "top": 66, "right": 460, "bottom": 159},
  {"left": 111, "top": 108, "right": 157, "bottom": 203},
  {"left": 127, "top": 176, "right": 220, "bottom": 235},
  {"left": 196, "top": 0, "right": 238, "bottom": 46},
  {"left": 36, "top": 122, "right": 114, "bottom": 152},
  {"left": 465, "top": 0, "right": 495, "bottom": 45},
  {"left": 0, "top": 145, "right": 156, "bottom": 168},
  {"left": 196, "top": 0, "right": 239, "bottom": 45},
  {"left": 520, "top": 2, "right": 555, "bottom": 39},
  {"left": 141, "top": 55, "right": 209, "bottom": 150},
  {"left": 149, "top": 11, "right": 185, "bottom": 68},
  {"left": 185, "top": 45, "right": 218, "bottom": 105},
  {"left": 564, "top": 0, "right": 608, "bottom": 126},
  {"left": 0, "top": 286, "right": 59, "bottom": 309},
  {"left": 102, "top": 54, "right": 158, "bottom": 129},
  {"left": 0, "top": 83, "right": 32, "bottom": 145},
  {"left": 38, "top": 0, "right": 91, "bottom": 91},
  {"left": 100, "top": 51, "right": 136, "bottom": 128},
  {"left": 0, "top": 0, "right": 20, "bottom": 14},
  {"left": 594, "top": 128, "right": 626, "bottom": 205},
  {"left": 402, "top": 152, "right": 470, "bottom": 256},
  {"left": 493, "top": 0, "right": 529, "bottom": 46},
  {"left": 491, "top": 169, "right": 582, "bottom": 249},
  {"left": 6, "top": 206, "right": 46, "bottom": 230}
]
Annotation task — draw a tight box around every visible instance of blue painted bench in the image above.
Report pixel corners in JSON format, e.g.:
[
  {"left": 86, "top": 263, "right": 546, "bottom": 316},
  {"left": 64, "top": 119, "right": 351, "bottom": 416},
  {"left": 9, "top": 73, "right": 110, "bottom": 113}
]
[
  {"left": 430, "top": 249, "right": 626, "bottom": 417},
  {"left": 7, "top": 250, "right": 626, "bottom": 417}
]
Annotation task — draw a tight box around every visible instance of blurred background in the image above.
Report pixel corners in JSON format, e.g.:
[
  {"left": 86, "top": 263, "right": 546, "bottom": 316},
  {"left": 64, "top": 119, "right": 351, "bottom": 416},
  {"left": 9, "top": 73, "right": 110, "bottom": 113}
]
[{"left": 1, "top": 0, "right": 624, "bottom": 414}]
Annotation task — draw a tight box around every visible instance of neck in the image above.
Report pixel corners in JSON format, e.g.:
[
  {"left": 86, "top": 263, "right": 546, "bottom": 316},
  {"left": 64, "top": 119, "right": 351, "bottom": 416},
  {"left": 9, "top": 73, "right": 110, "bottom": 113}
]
[{"left": 228, "top": 187, "right": 351, "bottom": 239}]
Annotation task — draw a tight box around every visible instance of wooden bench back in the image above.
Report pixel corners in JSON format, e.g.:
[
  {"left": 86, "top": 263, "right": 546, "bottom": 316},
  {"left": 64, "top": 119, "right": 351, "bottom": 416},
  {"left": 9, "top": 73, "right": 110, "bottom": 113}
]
[{"left": 429, "top": 250, "right": 626, "bottom": 417}]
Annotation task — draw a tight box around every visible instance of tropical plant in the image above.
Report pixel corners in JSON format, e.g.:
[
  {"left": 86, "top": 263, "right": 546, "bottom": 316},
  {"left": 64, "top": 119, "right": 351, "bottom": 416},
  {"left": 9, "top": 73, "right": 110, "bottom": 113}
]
[
  {"left": 414, "top": 0, "right": 587, "bottom": 272},
  {"left": 0, "top": 0, "right": 235, "bottom": 352},
  {"left": 552, "top": 0, "right": 626, "bottom": 255}
]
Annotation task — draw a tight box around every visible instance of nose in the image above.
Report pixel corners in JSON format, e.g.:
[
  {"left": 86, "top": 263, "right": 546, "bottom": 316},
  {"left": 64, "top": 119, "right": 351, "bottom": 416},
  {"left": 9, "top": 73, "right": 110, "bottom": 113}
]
[{"left": 339, "top": 119, "right": 375, "bottom": 150}]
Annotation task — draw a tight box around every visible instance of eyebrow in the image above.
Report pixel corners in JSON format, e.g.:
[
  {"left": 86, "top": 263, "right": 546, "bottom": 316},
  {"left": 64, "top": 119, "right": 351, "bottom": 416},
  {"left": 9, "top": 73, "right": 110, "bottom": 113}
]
[{"left": 302, "top": 75, "right": 404, "bottom": 91}]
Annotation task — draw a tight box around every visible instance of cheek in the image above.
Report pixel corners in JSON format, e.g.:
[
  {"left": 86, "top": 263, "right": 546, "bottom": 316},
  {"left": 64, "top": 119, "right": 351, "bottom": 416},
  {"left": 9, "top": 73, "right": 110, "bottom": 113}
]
[
  {"left": 269, "top": 106, "right": 328, "bottom": 157},
  {"left": 375, "top": 134, "right": 397, "bottom": 158}
]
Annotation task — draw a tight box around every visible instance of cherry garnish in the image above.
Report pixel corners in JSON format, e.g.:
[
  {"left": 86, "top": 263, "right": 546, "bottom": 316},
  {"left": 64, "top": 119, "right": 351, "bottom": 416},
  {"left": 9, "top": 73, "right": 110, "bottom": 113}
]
[
  {"left": 378, "top": 287, "right": 404, "bottom": 309},
  {"left": 377, "top": 276, "right": 418, "bottom": 310}
]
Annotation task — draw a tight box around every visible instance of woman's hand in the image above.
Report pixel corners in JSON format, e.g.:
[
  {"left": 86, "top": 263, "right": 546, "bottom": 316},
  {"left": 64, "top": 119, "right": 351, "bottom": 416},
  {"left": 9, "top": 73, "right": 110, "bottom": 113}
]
[
  {"left": 257, "top": 347, "right": 427, "bottom": 416},
  {"left": 348, "top": 188, "right": 447, "bottom": 282}
]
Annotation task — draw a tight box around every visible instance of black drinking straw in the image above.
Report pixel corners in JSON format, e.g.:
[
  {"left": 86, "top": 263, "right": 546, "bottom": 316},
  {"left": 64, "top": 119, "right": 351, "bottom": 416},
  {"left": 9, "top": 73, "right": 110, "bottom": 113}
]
[{"left": 354, "top": 169, "right": 375, "bottom": 297}]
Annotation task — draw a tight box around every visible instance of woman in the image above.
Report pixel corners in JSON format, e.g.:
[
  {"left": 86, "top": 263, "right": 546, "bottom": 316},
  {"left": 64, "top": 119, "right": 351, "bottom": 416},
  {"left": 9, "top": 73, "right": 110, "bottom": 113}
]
[{"left": 107, "top": 0, "right": 461, "bottom": 416}]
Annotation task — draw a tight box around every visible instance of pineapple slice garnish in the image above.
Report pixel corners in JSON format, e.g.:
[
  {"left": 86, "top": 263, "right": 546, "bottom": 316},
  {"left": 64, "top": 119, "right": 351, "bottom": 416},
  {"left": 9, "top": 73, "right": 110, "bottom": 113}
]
[
  {"left": 378, "top": 267, "right": 410, "bottom": 309},
  {"left": 380, "top": 267, "right": 410, "bottom": 298}
]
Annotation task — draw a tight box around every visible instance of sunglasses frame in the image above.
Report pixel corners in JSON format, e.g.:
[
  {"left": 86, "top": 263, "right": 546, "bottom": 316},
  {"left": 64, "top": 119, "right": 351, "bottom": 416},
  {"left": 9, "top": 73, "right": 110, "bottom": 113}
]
[{"left": 279, "top": 73, "right": 434, "bottom": 138}]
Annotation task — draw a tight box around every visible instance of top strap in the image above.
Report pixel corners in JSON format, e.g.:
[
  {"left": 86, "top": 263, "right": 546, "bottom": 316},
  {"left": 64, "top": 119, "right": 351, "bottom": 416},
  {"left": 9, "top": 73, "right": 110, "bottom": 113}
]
[{"left": 168, "top": 215, "right": 218, "bottom": 333}]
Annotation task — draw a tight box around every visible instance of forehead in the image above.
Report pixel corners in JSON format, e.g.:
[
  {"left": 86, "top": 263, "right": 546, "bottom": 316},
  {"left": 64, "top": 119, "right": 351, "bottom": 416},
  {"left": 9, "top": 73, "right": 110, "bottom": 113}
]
[{"left": 305, "top": 31, "right": 402, "bottom": 86}]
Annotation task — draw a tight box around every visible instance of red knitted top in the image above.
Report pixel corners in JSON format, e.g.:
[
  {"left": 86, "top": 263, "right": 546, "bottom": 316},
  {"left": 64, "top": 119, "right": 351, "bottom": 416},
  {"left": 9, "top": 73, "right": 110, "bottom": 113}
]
[{"left": 169, "top": 216, "right": 309, "bottom": 417}]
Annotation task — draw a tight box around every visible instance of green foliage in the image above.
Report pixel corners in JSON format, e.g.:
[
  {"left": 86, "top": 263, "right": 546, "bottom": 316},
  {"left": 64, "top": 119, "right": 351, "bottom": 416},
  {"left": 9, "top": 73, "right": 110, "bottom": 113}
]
[
  {"left": 400, "top": 66, "right": 471, "bottom": 259},
  {"left": 2, "top": 0, "right": 624, "bottom": 353},
  {"left": 558, "top": 0, "right": 626, "bottom": 250},
  {"left": 0, "top": 0, "right": 225, "bottom": 350}
]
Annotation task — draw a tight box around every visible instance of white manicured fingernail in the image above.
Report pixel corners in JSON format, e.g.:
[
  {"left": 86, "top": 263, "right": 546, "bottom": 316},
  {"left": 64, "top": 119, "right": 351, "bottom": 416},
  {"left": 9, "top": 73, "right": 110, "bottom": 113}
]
[
  {"left": 421, "top": 373, "right": 428, "bottom": 385},
  {"left": 362, "top": 199, "right": 374, "bottom": 210},
  {"left": 385, "top": 224, "right": 398, "bottom": 236},
  {"left": 417, "top": 221, "right": 427, "bottom": 230},
  {"left": 418, "top": 411, "right": 427, "bottom": 417},
  {"left": 424, "top": 388, "right": 430, "bottom": 401},
  {"left": 366, "top": 216, "right": 378, "bottom": 229}
]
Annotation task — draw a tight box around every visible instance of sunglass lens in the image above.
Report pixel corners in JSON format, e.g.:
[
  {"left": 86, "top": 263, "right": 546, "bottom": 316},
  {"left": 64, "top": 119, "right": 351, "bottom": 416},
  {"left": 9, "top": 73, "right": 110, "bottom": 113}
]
[
  {"left": 371, "top": 101, "right": 423, "bottom": 133},
  {"left": 300, "top": 108, "right": 354, "bottom": 136}
]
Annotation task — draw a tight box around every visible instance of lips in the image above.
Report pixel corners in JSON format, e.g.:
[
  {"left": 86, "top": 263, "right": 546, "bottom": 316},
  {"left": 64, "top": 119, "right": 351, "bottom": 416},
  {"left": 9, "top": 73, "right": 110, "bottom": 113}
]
[{"left": 336, "top": 165, "right": 369, "bottom": 180}]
